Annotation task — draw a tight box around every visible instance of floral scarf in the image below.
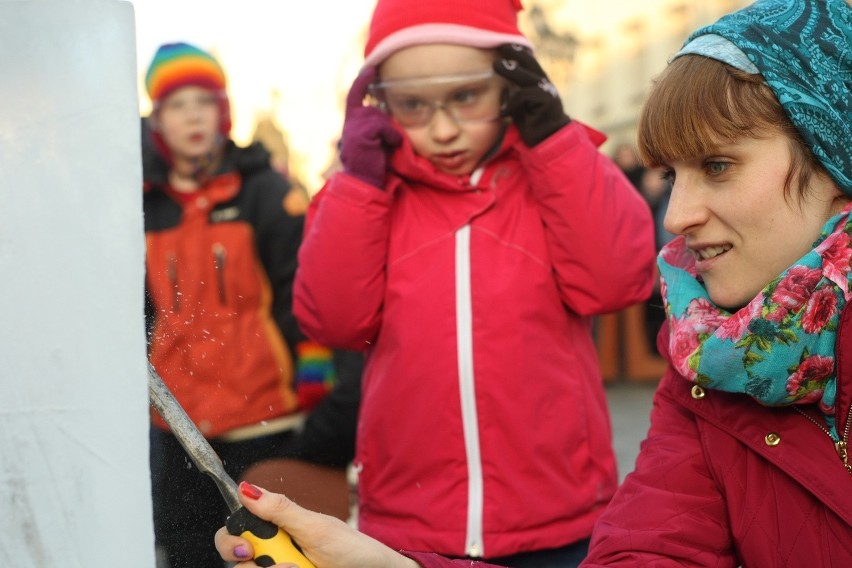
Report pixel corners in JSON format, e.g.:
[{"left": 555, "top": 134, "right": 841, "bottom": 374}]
[{"left": 659, "top": 204, "right": 852, "bottom": 440}]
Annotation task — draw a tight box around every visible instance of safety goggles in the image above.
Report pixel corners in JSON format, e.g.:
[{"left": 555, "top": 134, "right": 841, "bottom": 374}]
[{"left": 369, "top": 70, "right": 504, "bottom": 128}]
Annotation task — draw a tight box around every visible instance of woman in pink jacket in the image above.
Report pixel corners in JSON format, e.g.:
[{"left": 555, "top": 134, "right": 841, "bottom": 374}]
[{"left": 213, "top": 1, "right": 850, "bottom": 567}]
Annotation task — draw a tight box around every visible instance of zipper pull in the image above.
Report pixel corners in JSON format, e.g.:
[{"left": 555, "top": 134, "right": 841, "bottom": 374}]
[
  {"left": 836, "top": 441, "right": 852, "bottom": 475},
  {"left": 213, "top": 243, "right": 227, "bottom": 304},
  {"left": 167, "top": 253, "right": 180, "bottom": 311}
]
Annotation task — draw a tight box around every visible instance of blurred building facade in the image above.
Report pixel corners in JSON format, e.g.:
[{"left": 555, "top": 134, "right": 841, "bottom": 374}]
[{"left": 522, "top": 0, "right": 752, "bottom": 152}]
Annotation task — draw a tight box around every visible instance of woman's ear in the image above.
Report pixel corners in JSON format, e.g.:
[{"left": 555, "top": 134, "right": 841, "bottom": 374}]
[{"left": 830, "top": 187, "right": 851, "bottom": 216}]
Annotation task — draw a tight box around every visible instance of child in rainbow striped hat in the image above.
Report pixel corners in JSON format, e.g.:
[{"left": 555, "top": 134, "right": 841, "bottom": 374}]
[
  {"left": 142, "top": 41, "right": 362, "bottom": 568},
  {"left": 144, "top": 42, "right": 231, "bottom": 182}
]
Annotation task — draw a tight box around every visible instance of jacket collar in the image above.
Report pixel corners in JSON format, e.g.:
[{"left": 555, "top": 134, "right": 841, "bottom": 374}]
[{"left": 387, "top": 124, "right": 521, "bottom": 193}]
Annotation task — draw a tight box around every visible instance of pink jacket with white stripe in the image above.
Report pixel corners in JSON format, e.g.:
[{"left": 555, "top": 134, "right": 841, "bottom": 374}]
[{"left": 294, "top": 122, "right": 656, "bottom": 558}]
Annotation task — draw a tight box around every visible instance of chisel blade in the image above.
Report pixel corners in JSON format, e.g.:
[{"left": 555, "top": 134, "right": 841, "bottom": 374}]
[{"left": 146, "top": 362, "right": 241, "bottom": 513}]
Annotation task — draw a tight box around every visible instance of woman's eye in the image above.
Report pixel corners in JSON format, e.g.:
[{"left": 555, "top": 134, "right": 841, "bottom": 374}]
[
  {"left": 661, "top": 168, "right": 675, "bottom": 184},
  {"left": 705, "top": 161, "right": 730, "bottom": 176}
]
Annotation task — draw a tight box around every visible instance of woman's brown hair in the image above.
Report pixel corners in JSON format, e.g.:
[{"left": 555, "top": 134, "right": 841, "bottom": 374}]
[{"left": 637, "top": 55, "right": 824, "bottom": 200}]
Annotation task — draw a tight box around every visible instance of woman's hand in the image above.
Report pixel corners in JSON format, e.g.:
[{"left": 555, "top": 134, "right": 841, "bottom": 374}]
[{"left": 215, "top": 482, "right": 420, "bottom": 568}]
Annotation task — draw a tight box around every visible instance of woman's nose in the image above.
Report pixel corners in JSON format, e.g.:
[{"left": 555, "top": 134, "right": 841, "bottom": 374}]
[{"left": 663, "top": 175, "right": 707, "bottom": 236}]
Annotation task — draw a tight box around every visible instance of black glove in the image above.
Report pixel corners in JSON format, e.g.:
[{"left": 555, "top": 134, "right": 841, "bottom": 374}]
[{"left": 493, "top": 44, "right": 571, "bottom": 147}]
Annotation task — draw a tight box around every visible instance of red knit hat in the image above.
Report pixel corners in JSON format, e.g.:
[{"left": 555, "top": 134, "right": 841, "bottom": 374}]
[{"left": 363, "top": 0, "right": 533, "bottom": 68}]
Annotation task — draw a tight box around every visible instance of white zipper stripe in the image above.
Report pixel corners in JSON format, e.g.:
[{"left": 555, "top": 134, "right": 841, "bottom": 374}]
[{"left": 456, "top": 224, "right": 484, "bottom": 557}]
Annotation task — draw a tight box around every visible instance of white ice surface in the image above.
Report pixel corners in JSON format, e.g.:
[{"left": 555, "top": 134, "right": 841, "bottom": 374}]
[{"left": 0, "top": 1, "right": 153, "bottom": 565}]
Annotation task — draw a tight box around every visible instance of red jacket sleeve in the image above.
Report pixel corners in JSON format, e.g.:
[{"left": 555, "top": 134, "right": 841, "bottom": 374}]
[
  {"left": 293, "top": 173, "right": 391, "bottom": 349},
  {"left": 402, "top": 551, "right": 505, "bottom": 568},
  {"left": 522, "top": 121, "right": 656, "bottom": 315},
  {"left": 581, "top": 372, "right": 738, "bottom": 567}
]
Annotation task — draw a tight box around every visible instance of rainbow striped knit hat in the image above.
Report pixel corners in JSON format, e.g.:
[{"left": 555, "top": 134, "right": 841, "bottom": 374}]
[{"left": 145, "top": 42, "right": 231, "bottom": 135}]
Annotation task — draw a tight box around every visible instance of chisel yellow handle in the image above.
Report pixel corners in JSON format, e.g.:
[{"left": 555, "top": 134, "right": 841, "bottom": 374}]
[{"left": 226, "top": 506, "right": 316, "bottom": 568}]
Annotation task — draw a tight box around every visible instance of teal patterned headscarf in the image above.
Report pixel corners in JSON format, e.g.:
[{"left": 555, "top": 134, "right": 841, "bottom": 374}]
[{"left": 675, "top": 0, "right": 852, "bottom": 194}]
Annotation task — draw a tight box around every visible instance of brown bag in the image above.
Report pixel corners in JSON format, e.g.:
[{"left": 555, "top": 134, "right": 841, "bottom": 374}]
[{"left": 239, "top": 458, "right": 352, "bottom": 522}]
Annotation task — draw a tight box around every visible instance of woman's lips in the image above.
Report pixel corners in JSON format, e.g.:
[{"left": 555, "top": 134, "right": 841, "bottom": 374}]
[
  {"left": 691, "top": 244, "right": 732, "bottom": 271},
  {"left": 694, "top": 244, "right": 732, "bottom": 260}
]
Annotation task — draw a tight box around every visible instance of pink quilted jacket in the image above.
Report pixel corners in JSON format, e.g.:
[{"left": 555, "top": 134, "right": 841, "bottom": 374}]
[
  {"left": 295, "top": 123, "right": 656, "bottom": 558},
  {"left": 582, "top": 315, "right": 852, "bottom": 567}
]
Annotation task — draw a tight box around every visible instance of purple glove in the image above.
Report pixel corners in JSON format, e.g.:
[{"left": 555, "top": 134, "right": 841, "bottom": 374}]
[
  {"left": 339, "top": 67, "right": 403, "bottom": 189},
  {"left": 493, "top": 44, "right": 571, "bottom": 147}
]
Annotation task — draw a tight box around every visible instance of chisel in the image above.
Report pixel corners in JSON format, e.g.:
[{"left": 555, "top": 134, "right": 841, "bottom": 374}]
[{"left": 147, "top": 361, "right": 316, "bottom": 568}]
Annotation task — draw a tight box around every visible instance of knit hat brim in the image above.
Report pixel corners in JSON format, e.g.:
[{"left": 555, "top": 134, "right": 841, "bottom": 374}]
[{"left": 364, "top": 23, "right": 532, "bottom": 68}]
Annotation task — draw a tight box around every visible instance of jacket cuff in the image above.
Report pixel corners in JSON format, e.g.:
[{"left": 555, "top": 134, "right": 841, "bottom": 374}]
[
  {"left": 400, "top": 550, "right": 497, "bottom": 568},
  {"left": 327, "top": 172, "right": 394, "bottom": 205}
]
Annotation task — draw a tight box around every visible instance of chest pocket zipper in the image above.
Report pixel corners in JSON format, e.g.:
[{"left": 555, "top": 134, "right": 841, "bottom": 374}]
[
  {"left": 212, "top": 243, "right": 227, "bottom": 305},
  {"left": 167, "top": 253, "right": 179, "bottom": 312}
]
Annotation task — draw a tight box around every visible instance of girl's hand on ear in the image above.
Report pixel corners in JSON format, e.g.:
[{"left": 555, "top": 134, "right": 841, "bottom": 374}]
[
  {"left": 339, "top": 67, "right": 403, "bottom": 189},
  {"left": 493, "top": 44, "right": 571, "bottom": 147}
]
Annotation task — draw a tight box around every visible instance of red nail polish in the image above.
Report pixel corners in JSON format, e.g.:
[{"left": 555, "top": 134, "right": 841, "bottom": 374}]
[{"left": 239, "top": 481, "right": 263, "bottom": 500}]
